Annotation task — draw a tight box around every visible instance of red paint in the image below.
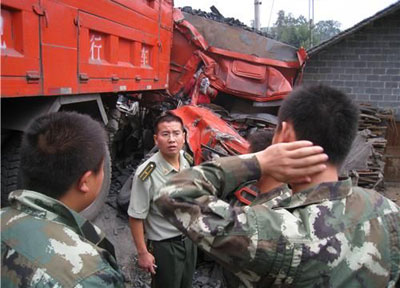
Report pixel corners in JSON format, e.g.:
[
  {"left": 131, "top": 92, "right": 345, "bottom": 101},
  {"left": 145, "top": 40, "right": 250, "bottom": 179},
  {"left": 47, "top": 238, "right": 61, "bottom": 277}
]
[
  {"left": 1, "top": 0, "right": 173, "bottom": 97},
  {"left": 171, "top": 106, "right": 250, "bottom": 165}
]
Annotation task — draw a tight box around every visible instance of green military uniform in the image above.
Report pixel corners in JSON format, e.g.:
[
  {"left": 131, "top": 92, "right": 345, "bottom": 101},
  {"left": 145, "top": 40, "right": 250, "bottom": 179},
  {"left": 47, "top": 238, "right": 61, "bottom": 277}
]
[
  {"left": 230, "top": 182, "right": 292, "bottom": 207},
  {"left": 1, "top": 190, "right": 124, "bottom": 287},
  {"left": 155, "top": 155, "right": 400, "bottom": 287},
  {"left": 223, "top": 183, "right": 293, "bottom": 287},
  {"left": 128, "top": 151, "right": 197, "bottom": 288}
]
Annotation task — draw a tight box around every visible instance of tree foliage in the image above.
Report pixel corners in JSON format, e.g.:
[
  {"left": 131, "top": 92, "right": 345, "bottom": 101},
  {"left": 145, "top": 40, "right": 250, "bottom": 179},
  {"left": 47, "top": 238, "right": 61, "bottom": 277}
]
[
  {"left": 264, "top": 10, "right": 341, "bottom": 49},
  {"left": 314, "top": 20, "right": 342, "bottom": 43}
]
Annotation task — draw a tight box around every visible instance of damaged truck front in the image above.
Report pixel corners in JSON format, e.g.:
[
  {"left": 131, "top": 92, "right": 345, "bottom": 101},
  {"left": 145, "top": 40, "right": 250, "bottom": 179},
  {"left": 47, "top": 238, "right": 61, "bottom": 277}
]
[
  {"left": 171, "top": 8, "right": 306, "bottom": 160},
  {"left": 116, "top": 8, "right": 307, "bottom": 208},
  {"left": 156, "top": 8, "right": 307, "bottom": 164},
  {"left": 1, "top": 0, "right": 306, "bottom": 220}
]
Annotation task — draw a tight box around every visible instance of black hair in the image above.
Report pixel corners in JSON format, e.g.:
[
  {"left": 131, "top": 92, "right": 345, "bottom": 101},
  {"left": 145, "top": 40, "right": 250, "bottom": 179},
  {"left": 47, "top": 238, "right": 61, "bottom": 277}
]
[
  {"left": 277, "top": 85, "right": 359, "bottom": 165},
  {"left": 154, "top": 111, "right": 184, "bottom": 134},
  {"left": 248, "top": 129, "right": 275, "bottom": 153},
  {"left": 19, "top": 111, "right": 107, "bottom": 199}
]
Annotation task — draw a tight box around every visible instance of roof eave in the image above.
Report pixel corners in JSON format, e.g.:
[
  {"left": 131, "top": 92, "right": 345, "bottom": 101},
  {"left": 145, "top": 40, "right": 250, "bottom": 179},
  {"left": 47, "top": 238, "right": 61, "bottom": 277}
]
[{"left": 307, "top": 1, "right": 400, "bottom": 56}]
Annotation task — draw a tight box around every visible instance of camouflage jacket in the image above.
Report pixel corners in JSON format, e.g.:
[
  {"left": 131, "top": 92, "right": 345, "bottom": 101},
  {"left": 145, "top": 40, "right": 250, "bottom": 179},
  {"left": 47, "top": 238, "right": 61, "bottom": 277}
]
[
  {"left": 229, "top": 182, "right": 291, "bottom": 207},
  {"left": 1, "top": 190, "right": 125, "bottom": 287},
  {"left": 155, "top": 155, "right": 400, "bottom": 287}
]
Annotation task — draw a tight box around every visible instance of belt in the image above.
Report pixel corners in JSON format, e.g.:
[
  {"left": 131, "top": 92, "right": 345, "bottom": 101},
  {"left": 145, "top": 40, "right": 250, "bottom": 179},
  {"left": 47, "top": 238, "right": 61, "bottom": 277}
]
[{"left": 157, "top": 234, "right": 187, "bottom": 242}]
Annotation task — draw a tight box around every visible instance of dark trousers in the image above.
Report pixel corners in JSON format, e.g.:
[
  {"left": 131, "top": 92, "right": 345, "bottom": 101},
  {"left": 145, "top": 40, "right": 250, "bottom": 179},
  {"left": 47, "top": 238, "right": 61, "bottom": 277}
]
[{"left": 149, "top": 236, "right": 197, "bottom": 288}]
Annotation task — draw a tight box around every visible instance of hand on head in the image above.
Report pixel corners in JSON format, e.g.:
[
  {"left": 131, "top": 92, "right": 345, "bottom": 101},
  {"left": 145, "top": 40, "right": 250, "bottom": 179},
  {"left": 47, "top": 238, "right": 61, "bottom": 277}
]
[{"left": 255, "top": 141, "right": 328, "bottom": 183}]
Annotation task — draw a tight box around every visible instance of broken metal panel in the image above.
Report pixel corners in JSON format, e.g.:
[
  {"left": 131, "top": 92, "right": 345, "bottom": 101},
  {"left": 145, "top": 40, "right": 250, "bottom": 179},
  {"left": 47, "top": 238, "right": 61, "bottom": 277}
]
[
  {"left": 211, "top": 57, "right": 294, "bottom": 100},
  {"left": 174, "top": 9, "right": 209, "bottom": 50},
  {"left": 229, "top": 113, "right": 278, "bottom": 126},
  {"left": 171, "top": 105, "right": 249, "bottom": 164},
  {"left": 168, "top": 49, "right": 202, "bottom": 96},
  {"left": 181, "top": 12, "right": 298, "bottom": 62},
  {"left": 169, "top": 9, "right": 307, "bottom": 103}
]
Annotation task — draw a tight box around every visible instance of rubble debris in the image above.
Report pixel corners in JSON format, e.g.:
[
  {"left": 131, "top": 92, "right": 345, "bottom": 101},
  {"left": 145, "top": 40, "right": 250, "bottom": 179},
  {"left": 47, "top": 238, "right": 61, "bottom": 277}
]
[
  {"left": 341, "top": 132, "right": 373, "bottom": 175},
  {"left": 352, "top": 104, "right": 394, "bottom": 190},
  {"left": 209, "top": 5, "right": 223, "bottom": 18},
  {"left": 180, "top": 6, "right": 271, "bottom": 36}
]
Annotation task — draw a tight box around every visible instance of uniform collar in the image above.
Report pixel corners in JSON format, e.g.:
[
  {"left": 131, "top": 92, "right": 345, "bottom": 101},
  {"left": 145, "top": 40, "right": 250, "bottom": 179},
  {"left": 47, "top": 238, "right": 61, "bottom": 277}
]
[
  {"left": 272, "top": 178, "right": 353, "bottom": 209},
  {"left": 7, "top": 190, "right": 116, "bottom": 257},
  {"left": 252, "top": 184, "right": 291, "bottom": 206},
  {"left": 156, "top": 151, "right": 189, "bottom": 175}
]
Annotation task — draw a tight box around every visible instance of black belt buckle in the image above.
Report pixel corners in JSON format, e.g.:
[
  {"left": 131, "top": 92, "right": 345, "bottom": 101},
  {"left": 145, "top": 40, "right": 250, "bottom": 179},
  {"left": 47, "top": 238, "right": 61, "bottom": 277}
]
[
  {"left": 164, "top": 234, "right": 186, "bottom": 242},
  {"left": 173, "top": 234, "right": 186, "bottom": 242}
]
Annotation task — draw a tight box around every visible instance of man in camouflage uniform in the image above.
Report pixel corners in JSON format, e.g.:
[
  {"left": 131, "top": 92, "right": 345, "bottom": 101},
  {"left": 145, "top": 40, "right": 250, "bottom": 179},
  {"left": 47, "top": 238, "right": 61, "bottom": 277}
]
[
  {"left": 1, "top": 112, "right": 124, "bottom": 287},
  {"left": 128, "top": 112, "right": 197, "bottom": 288},
  {"left": 156, "top": 85, "right": 400, "bottom": 287}
]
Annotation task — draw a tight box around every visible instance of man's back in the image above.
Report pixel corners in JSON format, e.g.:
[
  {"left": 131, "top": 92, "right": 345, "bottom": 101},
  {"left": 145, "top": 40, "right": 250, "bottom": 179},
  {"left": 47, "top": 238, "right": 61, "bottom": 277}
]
[
  {"left": 272, "top": 182, "right": 400, "bottom": 287},
  {"left": 245, "top": 179, "right": 400, "bottom": 287},
  {"left": 1, "top": 190, "right": 124, "bottom": 287},
  {"left": 155, "top": 155, "right": 400, "bottom": 287}
]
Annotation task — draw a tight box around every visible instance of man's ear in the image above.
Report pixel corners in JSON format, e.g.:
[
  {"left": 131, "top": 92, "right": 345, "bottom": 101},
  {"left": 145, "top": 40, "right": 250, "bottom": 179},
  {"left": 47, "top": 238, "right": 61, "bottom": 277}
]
[
  {"left": 281, "top": 121, "right": 297, "bottom": 142},
  {"left": 274, "top": 121, "right": 297, "bottom": 143},
  {"left": 77, "top": 170, "right": 93, "bottom": 194},
  {"left": 272, "top": 127, "right": 281, "bottom": 144},
  {"left": 153, "top": 134, "right": 158, "bottom": 146}
]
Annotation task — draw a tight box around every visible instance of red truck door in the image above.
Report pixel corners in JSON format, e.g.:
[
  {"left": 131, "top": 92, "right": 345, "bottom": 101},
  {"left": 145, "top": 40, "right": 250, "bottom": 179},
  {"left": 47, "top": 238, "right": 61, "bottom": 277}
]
[
  {"left": 1, "top": 0, "right": 173, "bottom": 98},
  {"left": 76, "top": 0, "right": 171, "bottom": 94},
  {"left": 39, "top": 0, "right": 171, "bottom": 96},
  {"left": 1, "top": 0, "right": 41, "bottom": 97},
  {"left": 40, "top": 0, "right": 79, "bottom": 95}
]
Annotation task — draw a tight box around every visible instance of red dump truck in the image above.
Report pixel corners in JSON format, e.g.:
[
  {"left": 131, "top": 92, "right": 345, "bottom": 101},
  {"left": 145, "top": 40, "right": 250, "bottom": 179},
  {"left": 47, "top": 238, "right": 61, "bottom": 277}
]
[{"left": 1, "top": 0, "right": 306, "bottom": 219}]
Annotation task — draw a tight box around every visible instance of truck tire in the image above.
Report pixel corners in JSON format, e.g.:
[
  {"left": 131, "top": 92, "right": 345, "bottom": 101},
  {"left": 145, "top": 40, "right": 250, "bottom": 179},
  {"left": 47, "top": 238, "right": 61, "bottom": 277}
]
[
  {"left": 80, "top": 146, "right": 112, "bottom": 221},
  {"left": 1, "top": 133, "right": 22, "bottom": 207}
]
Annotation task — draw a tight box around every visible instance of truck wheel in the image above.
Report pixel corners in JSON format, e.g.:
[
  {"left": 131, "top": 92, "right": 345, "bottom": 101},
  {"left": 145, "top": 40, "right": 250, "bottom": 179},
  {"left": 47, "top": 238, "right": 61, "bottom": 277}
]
[
  {"left": 1, "top": 133, "right": 22, "bottom": 207},
  {"left": 80, "top": 145, "right": 112, "bottom": 221}
]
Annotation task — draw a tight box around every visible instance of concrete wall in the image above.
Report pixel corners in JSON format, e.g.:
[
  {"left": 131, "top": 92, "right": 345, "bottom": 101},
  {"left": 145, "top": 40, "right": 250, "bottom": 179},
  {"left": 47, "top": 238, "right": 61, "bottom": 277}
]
[{"left": 303, "top": 9, "right": 400, "bottom": 120}]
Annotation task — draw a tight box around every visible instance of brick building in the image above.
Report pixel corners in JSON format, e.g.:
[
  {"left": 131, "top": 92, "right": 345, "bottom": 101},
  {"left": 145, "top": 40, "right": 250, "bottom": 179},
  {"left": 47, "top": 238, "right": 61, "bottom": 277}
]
[
  {"left": 303, "top": 2, "right": 400, "bottom": 181},
  {"left": 303, "top": 2, "right": 400, "bottom": 120}
]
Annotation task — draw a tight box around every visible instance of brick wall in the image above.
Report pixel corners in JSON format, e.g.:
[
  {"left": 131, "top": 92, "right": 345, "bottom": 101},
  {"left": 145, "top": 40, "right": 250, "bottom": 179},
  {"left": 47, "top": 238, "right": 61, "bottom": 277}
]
[{"left": 303, "top": 10, "right": 400, "bottom": 120}]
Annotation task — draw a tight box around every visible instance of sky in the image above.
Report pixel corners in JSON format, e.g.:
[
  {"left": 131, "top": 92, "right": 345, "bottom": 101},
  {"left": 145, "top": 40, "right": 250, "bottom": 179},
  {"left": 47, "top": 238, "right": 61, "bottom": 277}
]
[{"left": 174, "top": 0, "right": 399, "bottom": 30}]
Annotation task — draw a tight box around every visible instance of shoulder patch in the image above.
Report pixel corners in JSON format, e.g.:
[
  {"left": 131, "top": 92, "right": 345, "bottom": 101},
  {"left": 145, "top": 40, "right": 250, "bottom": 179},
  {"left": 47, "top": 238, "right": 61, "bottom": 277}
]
[
  {"left": 184, "top": 152, "right": 194, "bottom": 166},
  {"left": 139, "top": 162, "right": 156, "bottom": 181}
]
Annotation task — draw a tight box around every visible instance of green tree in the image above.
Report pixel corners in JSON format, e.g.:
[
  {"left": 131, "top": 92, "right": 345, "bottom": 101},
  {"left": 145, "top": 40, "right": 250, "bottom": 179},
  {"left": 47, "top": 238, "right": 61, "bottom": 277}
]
[
  {"left": 313, "top": 20, "right": 341, "bottom": 43},
  {"left": 266, "top": 10, "right": 341, "bottom": 49}
]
